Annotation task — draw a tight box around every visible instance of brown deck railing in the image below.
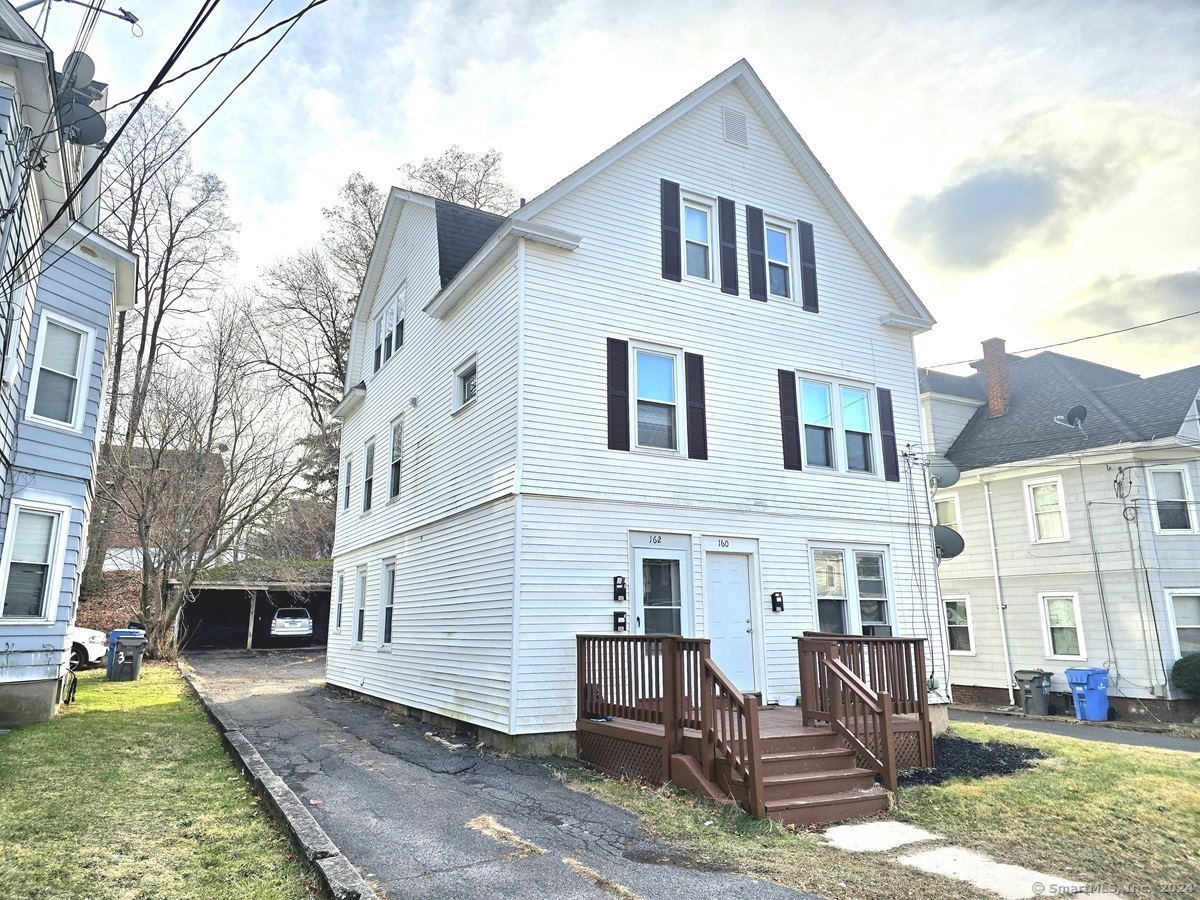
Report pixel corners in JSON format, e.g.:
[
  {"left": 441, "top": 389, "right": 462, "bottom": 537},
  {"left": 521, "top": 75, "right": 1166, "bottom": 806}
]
[
  {"left": 797, "top": 632, "right": 934, "bottom": 769},
  {"left": 700, "top": 657, "right": 765, "bottom": 816},
  {"left": 823, "top": 653, "right": 897, "bottom": 793}
]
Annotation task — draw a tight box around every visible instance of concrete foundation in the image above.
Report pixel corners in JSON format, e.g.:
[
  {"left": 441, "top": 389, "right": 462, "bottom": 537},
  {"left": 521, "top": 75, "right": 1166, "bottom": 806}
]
[
  {"left": 951, "top": 683, "right": 1200, "bottom": 723},
  {"left": 0, "top": 677, "right": 64, "bottom": 728},
  {"left": 328, "top": 684, "right": 578, "bottom": 758}
]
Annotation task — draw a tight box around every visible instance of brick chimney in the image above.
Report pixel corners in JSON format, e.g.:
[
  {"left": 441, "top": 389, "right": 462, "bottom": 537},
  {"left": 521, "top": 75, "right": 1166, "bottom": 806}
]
[{"left": 981, "top": 338, "right": 1010, "bottom": 418}]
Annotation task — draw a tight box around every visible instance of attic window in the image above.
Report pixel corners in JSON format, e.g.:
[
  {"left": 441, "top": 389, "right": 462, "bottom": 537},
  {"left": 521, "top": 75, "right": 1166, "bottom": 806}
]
[{"left": 722, "top": 107, "right": 748, "bottom": 147}]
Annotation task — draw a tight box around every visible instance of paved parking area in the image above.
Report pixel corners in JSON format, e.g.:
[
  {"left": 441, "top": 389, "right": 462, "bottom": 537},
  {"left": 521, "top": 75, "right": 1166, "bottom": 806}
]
[
  {"left": 184, "top": 649, "right": 813, "bottom": 900},
  {"left": 951, "top": 708, "right": 1200, "bottom": 752}
]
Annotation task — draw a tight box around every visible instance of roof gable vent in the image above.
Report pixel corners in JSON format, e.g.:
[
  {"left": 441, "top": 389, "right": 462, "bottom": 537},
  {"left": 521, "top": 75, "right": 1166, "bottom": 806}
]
[{"left": 722, "top": 107, "right": 748, "bottom": 147}]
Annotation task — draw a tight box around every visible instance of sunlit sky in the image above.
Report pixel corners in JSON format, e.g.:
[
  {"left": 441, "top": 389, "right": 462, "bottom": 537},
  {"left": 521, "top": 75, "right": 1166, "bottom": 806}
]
[{"left": 32, "top": 0, "right": 1200, "bottom": 376}]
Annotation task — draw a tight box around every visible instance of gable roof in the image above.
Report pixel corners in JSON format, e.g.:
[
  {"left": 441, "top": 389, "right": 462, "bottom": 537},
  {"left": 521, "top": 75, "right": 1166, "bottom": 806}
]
[
  {"left": 426, "top": 58, "right": 935, "bottom": 328},
  {"left": 929, "top": 352, "right": 1200, "bottom": 470},
  {"left": 434, "top": 200, "right": 506, "bottom": 288}
]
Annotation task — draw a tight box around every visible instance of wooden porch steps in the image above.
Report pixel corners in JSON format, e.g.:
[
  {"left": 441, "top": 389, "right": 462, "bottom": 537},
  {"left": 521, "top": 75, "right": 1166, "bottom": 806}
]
[{"left": 764, "top": 787, "right": 892, "bottom": 827}]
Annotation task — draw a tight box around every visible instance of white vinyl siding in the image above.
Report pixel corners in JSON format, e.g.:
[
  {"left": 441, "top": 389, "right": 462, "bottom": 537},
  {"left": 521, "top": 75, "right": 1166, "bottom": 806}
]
[
  {"left": 1149, "top": 468, "right": 1194, "bottom": 533},
  {"left": 1025, "top": 477, "right": 1068, "bottom": 543},
  {"left": 27, "top": 313, "right": 93, "bottom": 431},
  {"left": 1039, "top": 592, "right": 1085, "bottom": 659}
]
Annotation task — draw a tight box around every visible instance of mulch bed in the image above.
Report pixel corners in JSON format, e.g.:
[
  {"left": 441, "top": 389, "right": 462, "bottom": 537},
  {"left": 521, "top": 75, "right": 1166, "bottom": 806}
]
[{"left": 898, "top": 734, "right": 1046, "bottom": 787}]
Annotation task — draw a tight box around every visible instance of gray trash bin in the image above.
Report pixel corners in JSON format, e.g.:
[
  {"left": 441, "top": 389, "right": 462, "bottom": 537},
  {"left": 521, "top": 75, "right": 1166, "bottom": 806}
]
[
  {"left": 109, "top": 634, "right": 148, "bottom": 682},
  {"left": 1013, "top": 670, "right": 1053, "bottom": 715}
]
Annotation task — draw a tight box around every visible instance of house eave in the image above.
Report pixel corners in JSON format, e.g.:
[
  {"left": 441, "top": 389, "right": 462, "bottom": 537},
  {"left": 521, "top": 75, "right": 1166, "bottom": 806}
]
[
  {"left": 47, "top": 221, "right": 137, "bottom": 311},
  {"left": 424, "top": 222, "right": 581, "bottom": 320},
  {"left": 331, "top": 382, "right": 366, "bottom": 420},
  {"left": 957, "top": 436, "right": 1186, "bottom": 481},
  {"left": 881, "top": 312, "right": 934, "bottom": 333}
]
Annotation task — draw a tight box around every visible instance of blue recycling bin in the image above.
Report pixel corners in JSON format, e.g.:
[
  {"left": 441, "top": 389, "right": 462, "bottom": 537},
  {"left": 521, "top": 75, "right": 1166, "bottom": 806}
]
[
  {"left": 106, "top": 629, "right": 146, "bottom": 679},
  {"left": 1065, "top": 666, "right": 1109, "bottom": 721}
]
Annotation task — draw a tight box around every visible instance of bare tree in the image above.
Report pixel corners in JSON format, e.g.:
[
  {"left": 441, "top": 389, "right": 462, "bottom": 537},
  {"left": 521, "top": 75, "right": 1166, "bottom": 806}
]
[
  {"left": 95, "top": 302, "right": 305, "bottom": 657},
  {"left": 400, "top": 145, "right": 518, "bottom": 214}
]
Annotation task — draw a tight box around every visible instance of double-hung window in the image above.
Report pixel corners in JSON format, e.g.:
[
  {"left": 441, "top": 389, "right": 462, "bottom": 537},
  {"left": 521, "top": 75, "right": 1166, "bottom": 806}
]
[
  {"left": 1168, "top": 591, "right": 1200, "bottom": 657},
  {"left": 634, "top": 348, "right": 680, "bottom": 452},
  {"left": 1149, "top": 468, "right": 1194, "bottom": 532},
  {"left": 388, "top": 419, "right": 403, "bottom": 500},
  {"left": 1040, "top": 592, "right": 1085, "bottom": 659},
  {"left": 944, "top": 596, "right": 974, "bottom": 653},
  {"left": 362, "top": 441, "right": 375, "bottom": 512},
  {"left": 798, "top": 377, "right": 876, "bottom": 474},
  {"left": 935, "top": 494, "right": 959, "bottom": 531},
  {"left": 28, "top": 314, "right": 92, "bottom": 431},
  {"left": 765, "top": 223, "right": 791, "bottom": 299},
  {"left": 354, "top": 567, "right": 367, "bottom": 644},
  {"left": 334, "top": 573, "right": 344, "bottom": 630},
  {"left": 0, "top": 502, "right": 65, "bottom": 620},
  {"left": 683, "top": 200, "right": 712, "bottom": 280},
  {"left": 454, "top": 356, "right": 477, "bottom": 411},
  {"left": 1025, "top": 477, "right": 1068, "bottom": 542},
  {"left": 343, "top": 458, "right": 352, "bottom": 511},
  {"left": 812, "top": 545, "right": 892, "bottom": 636},
  {"left": 380, "top": 562, "right": 395, "bottom": 647}
]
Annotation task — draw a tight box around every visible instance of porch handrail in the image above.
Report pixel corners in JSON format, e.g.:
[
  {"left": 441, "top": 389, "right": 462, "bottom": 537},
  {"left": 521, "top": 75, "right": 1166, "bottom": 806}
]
[
  {"left": 823, "top": 654, "right": 897, "bottom": 794},
  {"left": 700, "top": 657, "right": 765, "bottom": 817}
]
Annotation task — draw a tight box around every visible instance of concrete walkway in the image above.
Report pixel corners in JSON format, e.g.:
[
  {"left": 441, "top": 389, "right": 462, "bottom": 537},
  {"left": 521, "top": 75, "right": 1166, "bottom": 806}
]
[
  {"left": 184, "top": 649, "right": 814, "bottom": 900},
  {"left": 951, "top": 708, "right": 1200, "bottom": 753}
]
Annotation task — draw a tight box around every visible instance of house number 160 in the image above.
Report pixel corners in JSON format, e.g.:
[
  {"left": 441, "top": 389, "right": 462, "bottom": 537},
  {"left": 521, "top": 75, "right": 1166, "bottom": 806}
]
[{"left": 718, "top": 539, "right": 730, "bottom": 548}]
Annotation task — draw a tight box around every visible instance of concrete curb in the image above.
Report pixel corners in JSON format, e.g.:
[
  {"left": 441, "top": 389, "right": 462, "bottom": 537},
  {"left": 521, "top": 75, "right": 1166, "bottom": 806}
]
[{"left": 177, "top": 663, "right": 379, "bottom": 900}]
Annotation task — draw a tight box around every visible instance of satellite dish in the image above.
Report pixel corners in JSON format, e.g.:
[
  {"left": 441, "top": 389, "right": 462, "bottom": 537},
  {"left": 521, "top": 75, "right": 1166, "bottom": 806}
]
[
  {"left": 58, "top": 100, "right": 106, "bottom": 146},
  {"left": 934, "top": 524, "right": 965, "bottom": 561},
  {"left": 1065, "top": 405, "right": 1087, "bottom": 427},
  {"left": 62, "top": 51, "right": 96, "bottom": 90},
  {"left": 927, "top": 455, "right": 960, "bottom": 489}
]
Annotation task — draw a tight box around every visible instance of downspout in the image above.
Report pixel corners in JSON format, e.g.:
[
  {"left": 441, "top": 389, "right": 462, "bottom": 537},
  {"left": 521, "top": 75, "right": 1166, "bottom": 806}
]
[{"left": 982, "top": 477, "right": 1015, "bottom": 705}]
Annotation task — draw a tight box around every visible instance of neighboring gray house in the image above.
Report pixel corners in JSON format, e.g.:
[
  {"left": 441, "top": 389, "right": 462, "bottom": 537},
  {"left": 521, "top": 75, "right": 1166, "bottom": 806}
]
[
  {"left": 0, "top": 6, "right": 135, "bottom": 726},
  {"left": 921, "top": 338, "right": 1200, "bottom": 720}
]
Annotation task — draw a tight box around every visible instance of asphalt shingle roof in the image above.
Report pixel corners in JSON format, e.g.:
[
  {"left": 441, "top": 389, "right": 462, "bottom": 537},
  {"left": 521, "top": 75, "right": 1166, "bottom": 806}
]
[
  {"left": 434, "top": 200, "right": 506, "bottom": 288},
  {"left": 930, "top": 353, "right": 1200, "bottom": 470}
]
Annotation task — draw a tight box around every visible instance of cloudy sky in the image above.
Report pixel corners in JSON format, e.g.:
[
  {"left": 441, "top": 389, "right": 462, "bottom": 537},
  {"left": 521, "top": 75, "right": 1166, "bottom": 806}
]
[{"left": 35, "top": 0, "right": 1199, "bottom": 375}]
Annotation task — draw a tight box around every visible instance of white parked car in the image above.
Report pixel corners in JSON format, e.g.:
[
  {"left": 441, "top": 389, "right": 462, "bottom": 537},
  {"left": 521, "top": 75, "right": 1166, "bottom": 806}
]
[
  {"left": 270, "top": 608, "right": 313, "bottom": 644},
  {"left": 69, "top": 626, "right": 108, "bottom": 671}
]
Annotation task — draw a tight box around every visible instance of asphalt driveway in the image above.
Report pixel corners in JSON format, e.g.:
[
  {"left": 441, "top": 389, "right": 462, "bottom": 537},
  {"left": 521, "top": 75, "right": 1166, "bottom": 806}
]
[{"left": 184, "top": 648, "right": 813, "bottom": 900}]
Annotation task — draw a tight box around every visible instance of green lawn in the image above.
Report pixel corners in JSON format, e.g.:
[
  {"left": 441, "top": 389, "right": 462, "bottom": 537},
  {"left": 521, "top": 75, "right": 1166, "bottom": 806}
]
[
  {"left": 560, "top": 723, "right": 1200, "bottom": 899},
  {"left": 0, "top": 665, "right": 316, "bottom": 900}
]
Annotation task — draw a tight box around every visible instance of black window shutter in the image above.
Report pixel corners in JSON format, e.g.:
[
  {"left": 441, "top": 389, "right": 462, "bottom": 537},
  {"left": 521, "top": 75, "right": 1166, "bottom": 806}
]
[
  {"left": 607, "top": 339, "right": 630, "bottom": 451},
  {"left": 747, "top": 206, "right": 767, "bottom": 301},
  {"left": 798, "top": 220, "right": 818, "bottom": 312},
  {"left": 661, "top": 180, "right": 681, "bottom": 282},
  {"left": 685, "top": 353, "right": 707, "bottom": 460},
  {"left": 878, "top": 387, "right": 900, "bottom": 482},
  {"left": 718, "top": 198, "right": 738, "bottom": 296},
  {"left": 778, "top": 370, "right": 802, "bottom": 470}
]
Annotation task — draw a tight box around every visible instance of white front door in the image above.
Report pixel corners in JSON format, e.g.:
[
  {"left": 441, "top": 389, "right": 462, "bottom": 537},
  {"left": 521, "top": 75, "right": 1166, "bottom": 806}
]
[
  {"left": 632, "top": 548, "right": 689, "bottom": 635},
  {"left": 706, "top": 552, "right": 757, "bottom": 691}
]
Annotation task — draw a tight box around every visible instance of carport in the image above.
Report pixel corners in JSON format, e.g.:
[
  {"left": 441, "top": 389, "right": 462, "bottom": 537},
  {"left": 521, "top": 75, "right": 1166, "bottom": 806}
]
[{"left": 176, "top": 571, "right": 331, "bottom": 650}]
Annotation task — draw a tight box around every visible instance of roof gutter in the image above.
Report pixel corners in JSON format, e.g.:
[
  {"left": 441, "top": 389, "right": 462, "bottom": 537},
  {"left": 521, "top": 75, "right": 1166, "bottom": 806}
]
[
  {"left": 424, "top": 221, "right": 581, "bottom": 320},
  {"left": 331, "top": 381, "right": 366, "bottom": 420}
]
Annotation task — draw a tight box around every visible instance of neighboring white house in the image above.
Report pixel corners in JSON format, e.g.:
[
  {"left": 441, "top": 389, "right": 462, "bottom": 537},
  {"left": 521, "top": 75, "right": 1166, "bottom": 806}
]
[
  {"left": 329, "top": 59, "right": 948, "bottom": 750},
  {"left": 922, "top": 339, "right": 1200, "bottom": 720},
  {"left": 0, "top": 5, "right": 136, "bottom": 726}
]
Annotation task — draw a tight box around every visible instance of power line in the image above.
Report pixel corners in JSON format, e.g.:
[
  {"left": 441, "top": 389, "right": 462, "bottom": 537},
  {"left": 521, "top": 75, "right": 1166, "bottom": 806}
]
[{"left": 923, "top": 307, "right": 1200, "bottom": 370}]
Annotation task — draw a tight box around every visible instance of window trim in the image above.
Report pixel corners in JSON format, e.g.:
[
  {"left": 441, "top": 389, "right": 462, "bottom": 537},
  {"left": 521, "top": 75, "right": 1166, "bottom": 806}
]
[
  {"left": 353, "top": 566, "right": 367, "bottom": 646},
  {"left": 1038, "top": 591, "right": 1086, "bottom": 660},
  {"left": 943, "top": 594, "right": 976, "bottom": 656},
  {"left": 333, "top": 572, "right": 344, "bottom": 631},
  {"left": 342, "top": 458, "right": 352, "bottom": 511},
  {"left": 453, "top": 355, "right": 478, "bottom": 413},
  {"left": 934, "top": 493, "right": 960, "bottom": 531},
  {"left": 1024, "top": 476, "right": 1070, "bottom": 544},
  {"left": 809, "top": 542, "right": 894, "bottom": 636},
  {"left": 630, "top": 341, "right": 687, "bottom": 457},
  {"left": 379, "top": 560, "right": 396, "bottom": 649},
  {"left": 681, "top": 193, "right": 715, "bottom": 284},
  {"left": 795, "top": 373, "right": 880, "bottom": 477},
  {"left": 1148, "top": 466, "right": 1196, "bottom": 534},
  {"left": 0, "top": 498, "right": 70, "bottom": 623},
  {"left": 362, "top": 440, "right": 375, "bottom": 514},
  {"left": 763, "top": 218, "right": 794, "bottom": 300},
  {"left": 388, "top": 417, "right": 403, "bottom": 502},
  {"left": 26, "top": 311, "right": 95, "bottom": 433},
  {"left": 1165, "top": 588, "right": 1200, "bottom": 661}
]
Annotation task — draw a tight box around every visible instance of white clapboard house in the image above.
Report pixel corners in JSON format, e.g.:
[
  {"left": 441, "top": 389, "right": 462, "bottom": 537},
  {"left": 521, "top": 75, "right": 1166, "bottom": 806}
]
[{"left": 329, "top": 60, "right": 947, "bottom": 823}]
